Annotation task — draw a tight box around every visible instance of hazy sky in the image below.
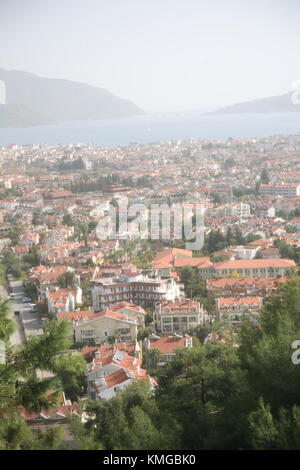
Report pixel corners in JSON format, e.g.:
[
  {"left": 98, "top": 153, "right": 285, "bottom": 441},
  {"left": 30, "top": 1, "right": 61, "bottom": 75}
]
[{"left": 0, "top": 0, "right": 300, "bottom": 112}]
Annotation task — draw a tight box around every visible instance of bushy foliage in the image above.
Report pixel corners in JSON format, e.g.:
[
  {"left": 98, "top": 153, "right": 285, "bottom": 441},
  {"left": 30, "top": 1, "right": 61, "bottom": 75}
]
[{"left": 72, "top": 278, "right": 300, "bottom": 450}]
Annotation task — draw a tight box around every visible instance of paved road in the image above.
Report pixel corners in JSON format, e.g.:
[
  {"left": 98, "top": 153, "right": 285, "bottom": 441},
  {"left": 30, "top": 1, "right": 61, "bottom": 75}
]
[
  {"left": 21, "top": 306, "right": 44, "bottom": 339},
  {"left": 7, "top": 279, "right": 24, "bottom": 346},
  {"left": 9, "top": 279, "right": 54, "bottom": 379},
  {"left": 9, "top": 278, "right": 43, "bottom": 343},
  {"left": 8, "top": 278, "right": 54, "bottom": 379},
  {"left": 0, "top": 282, "right": 23, "bottom": 346}
]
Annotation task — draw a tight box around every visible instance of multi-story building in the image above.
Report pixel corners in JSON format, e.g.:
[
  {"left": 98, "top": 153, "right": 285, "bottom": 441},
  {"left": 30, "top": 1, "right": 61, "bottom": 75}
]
[
  {"left": 87, "top": 367, "right": 155, "bottom": 401},
  {"left": 43, "top": 189, "right": 75, "bottom": 205},
  {"left": 73, "top": 310, "right": 138, "bottom": 344},
  {"left": 259, "top": 247, "right": 281, "bottom": 259},
  {"left": 92, "top": 272, "right": 182, "bottom": 311},
  {"left": 216, "top": 296, "right": 262, "bottom": 324},
  {"left": 108, "top": 302, "right": 146, "bottom": 327},
  {"left": 11, "top": 245, "right": 29, "bottom": 258},
  {"left": 259, "top": 183, "right": 300, "bottom": 198},
  {"left": 19, "top": 232, "right": 40, "bottom": 247},
  {"left": 255, "top": 202, "right": 275, "bottom": 218},
  {"left": 151, "top": 247, "right": 210, "bottom": 277},
  {"left": 198, "top": 258, "right": 296, "bottom": 279},
  {"left": 85, "top": 342, "right": 143, "bottom": 399},
  {"left": 154, "top": 299, "right": 204, "bottom": 333},
  {"left": 144, "top": 334, "right": 193, "bottom": 366},
  {"left": 233, "top": 245, "right": 259, "bottom": 260},
  {"left": 46, "top": 286, "right": 82, "bottom": 314},
  {"left": 230, "top": 202, "right": 251, "bottom": 218},
  {"left": 207, "top": 276, "right": 286, "bottom": 298},
  {"left": 29, "top": 265, "right": 71, "bottom": 299}
]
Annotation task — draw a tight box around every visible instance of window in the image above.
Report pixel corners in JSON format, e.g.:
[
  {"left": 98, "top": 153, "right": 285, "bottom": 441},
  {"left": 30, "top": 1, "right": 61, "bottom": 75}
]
[
  {"left": 189, "top": 316, "right": 197, "bottom": 322},
  {"left": 162, "top": 317, "right": 172, "bottom": 324},
  {"left": 81, "top": 330, "right": 95, "bottom": 337},
  {"left": 162, "top": 324, "right": 172, "bottom": 332}
]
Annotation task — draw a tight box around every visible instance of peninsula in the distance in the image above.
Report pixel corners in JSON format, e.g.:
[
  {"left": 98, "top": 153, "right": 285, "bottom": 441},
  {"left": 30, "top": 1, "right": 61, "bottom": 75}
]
[
  {"left": 210, "top": 91, "right": 300, "bottom": 114},
  {"left": 0, "top": 68, "right": 143, "bottom": 127}
]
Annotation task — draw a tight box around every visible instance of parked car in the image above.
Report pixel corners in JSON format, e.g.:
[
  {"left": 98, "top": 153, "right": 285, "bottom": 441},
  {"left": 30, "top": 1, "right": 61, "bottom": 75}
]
[{"left": 22, "top": 297, "right": 31, "bottom": 303}]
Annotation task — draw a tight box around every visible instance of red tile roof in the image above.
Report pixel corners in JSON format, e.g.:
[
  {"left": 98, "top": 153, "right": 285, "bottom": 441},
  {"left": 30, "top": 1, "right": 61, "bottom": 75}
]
[
  {"left": 217, "top": 296, "right": 262, "bottom": 308},
  {"left": 152, "top": 248, "right": 192, "bottom": 268},
  {"left": 81, "top": 341, "right": 136, "bottom": 359},
  {"left": 104, "top": 368, "right": 129, "bottom": 388},
  {"left": 109, "top": 302, "right": 146, "bottom": 314},
  {"left": 148, "top": 335, "right": 192, "bottom": 354},
  {"left": 174, "top": 256, "right": 210, "bottom": 268},
  {"left": 11, "top": 245, "right": 29, "bottom": 255},
  {"left": 214, "top": 259, "right": 295, "bottom": 270},
  {"left": 56, "top": 310, "right": 93, "bottom": 321},
  {"left": 207, "top": 276, "right": 287, "bottom": 290}
]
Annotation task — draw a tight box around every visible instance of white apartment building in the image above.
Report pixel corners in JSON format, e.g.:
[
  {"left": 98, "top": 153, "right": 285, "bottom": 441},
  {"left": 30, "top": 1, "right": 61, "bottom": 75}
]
[
  {"left": 92, "top": 273, "right": 182, "bottom": 311},
  {"left": 234, "top": 245, "right": 259, "bottom": 260},
  {"left": 259, "top": 184, "right": 300, "bottom": 198},
  {"left": 73, "top": 311, "right": 138, "bottom": 344},
  {"left": 154, "top": 299, "right": 204, "bottom": 334},
  {"left": 230, "top": 202, "right": 251, "bottom": 218},
  {"left": 211, "top": 258, "right": 296, "bottom": 278},
  {"left": 46, "top": 286, "right": 82, "bottom": 314}
]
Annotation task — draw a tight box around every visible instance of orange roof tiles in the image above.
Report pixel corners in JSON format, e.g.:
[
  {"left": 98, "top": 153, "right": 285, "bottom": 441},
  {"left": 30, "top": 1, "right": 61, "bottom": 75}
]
[
  {"left": 11, "top": 245, "right": 29, "bottom": 255},
  {"left": 56, "top": 310, "right": 93, "bottom": 321},
  {"left": 214, "top": 258, "right": 295, "bottom": 270},
  {"left": 152, "top": 248, "right": 192, "bottom": 268},
  {"left": 148, "top": 335, "right": 191, "bottom": 354},
  {"left": 207, "top": 276, "right": 287, "bottom": 289},
  {"left": 248, "top": 238, "right": 273, "bottom": 246},
  {"left": 109, "top": 302, "right": 146, "bottom": 314},
  {"left": 91, "top": 310, "right": 137, "bottom": 323},
  {"left": 82, "top": 341, "right": 136, "bottom": 360},
  {"left": 218, "top": 296, "right": 262, "bottom": 307},
  {"left": 174, "top": 256, "right": 210, "bottom": 268},
  {"left": 104, "top": 368, "right": 129, "bottom": 388}
]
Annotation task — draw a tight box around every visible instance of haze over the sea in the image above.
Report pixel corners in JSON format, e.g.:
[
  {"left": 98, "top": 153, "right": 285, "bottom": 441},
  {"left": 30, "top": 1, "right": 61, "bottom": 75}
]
[{"left": 0, "top": 112, "right": 299, "bottom": 147}]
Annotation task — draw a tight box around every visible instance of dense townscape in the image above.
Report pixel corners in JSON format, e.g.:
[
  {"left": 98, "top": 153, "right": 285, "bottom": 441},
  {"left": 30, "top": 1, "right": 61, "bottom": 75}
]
[{"left": 2, "top": 133, "right": 300, "bottom": 449}]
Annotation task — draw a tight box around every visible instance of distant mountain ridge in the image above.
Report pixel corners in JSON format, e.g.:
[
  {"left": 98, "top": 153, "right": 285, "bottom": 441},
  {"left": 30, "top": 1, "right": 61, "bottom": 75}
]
[
  {"left": 210, "top": 91, "right": 300, "bottom": 114},
  {"left": 0, "top": 69, "right": 143, "bottom": 127}
]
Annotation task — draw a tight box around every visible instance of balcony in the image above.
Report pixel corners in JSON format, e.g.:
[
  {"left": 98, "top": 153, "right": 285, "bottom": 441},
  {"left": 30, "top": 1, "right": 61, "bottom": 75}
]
[
  {"left": 81, "top": 330, "right": 96, "bottom": 338},
  {"left": 116, "top": 328, "right": 130, "bottom": 335}
]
